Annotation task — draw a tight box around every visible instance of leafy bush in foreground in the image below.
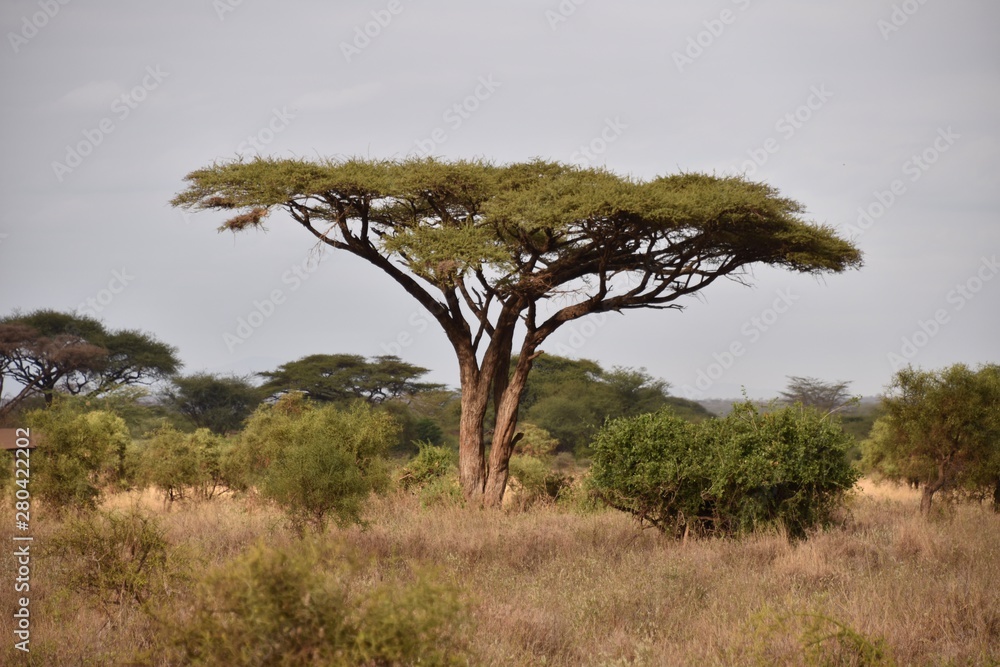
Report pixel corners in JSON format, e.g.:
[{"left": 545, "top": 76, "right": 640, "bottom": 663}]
[
  {"left": 47, "top": 508, "right": 176, "bottom": 608},
  {"left": 228, "top": 394, "right": 396, "bottom": 531},
  {"left": 152, "top": 540, "right": 471, "bottom": 666},
  {"left": 590, "top": 402, "right": 859, "bottom": 537}
]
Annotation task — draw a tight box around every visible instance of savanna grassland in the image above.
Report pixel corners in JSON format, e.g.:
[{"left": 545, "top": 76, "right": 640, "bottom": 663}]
[{"left": 2, "top": 480, "right": 998, "bottom": 666}]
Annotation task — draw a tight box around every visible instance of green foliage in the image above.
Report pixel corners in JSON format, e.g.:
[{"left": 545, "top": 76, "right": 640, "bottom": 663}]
[
  {"left": 172, "top": 157, "right": 862, "bottom": 282},
  {"left": 26, "top": 401, "right": 131, "bottom": 510},
  {"left": 514, "top": 422, "right": 559, "bottom": 458},
  {"left": 74, "top": 386, "right": 191, "bottom": 439},
  {"left": 404, "top": 389, "right": 462, "bottom": 448},
  {"left": 47, "top": 508, "right": 174, "bottom": 608},
  {"left": 258, "top": 353, "right": 443, "bottom": 405},
  {"left": 352, "top": 569, "right": 469, "bottom": 666},
  {"left": 838, "top": 402, "right": 882, "bottom": 461},
  {"left": 590, "top": 402, "right": 859, "bottom": 537},
  {"left": 165, "top": 373, "right": 262, "bottom": 434},
  {"left": 400, "top": 442, "right": 454, "bottom": 488},
  {"left": 518, "top": 356, "right": 711, "bottom": 455},
  {"left": 231, "top": 394, "right": 396, "bottom": 531},
  {"left": 139, "top": 426, "right": 228, "bottom": 502},
  {"left": 862, "top": 363, "right": 1000, "bottom": 510},
  {"left": 413, "top": 417, "right": 445, "bottom": 446},
  {"left": 507, "top": 454, "right": 574, "bottom": 508},
  {"left": 152, "top": 540, "right": 471, "bottom": 666},
  {"left": 508, "top": 455, "right": 550, "bottom": 496},
  {"left": 418, "top": 473, "right": 465, "bottom": 507},
  {"left": 590, "top": 408, "right": 704, "bottom": 532},
  {"left": 378, "top": 399, "right": 450, "bottom": 455},
  {"left": 399, "top": 442, "right": 463, "bottom": 507}
]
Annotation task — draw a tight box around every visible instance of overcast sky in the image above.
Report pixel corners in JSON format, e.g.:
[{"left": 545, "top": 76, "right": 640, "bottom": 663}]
[{"left": 1, "top": 0, "right": 997, "bottom": 400}]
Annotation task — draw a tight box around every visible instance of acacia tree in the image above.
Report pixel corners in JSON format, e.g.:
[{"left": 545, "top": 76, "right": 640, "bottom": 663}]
[
  {"left": 0, "top": 310, "right": 180, "bottom": 419},
  {"left": 172, "top": 157, "right": 861, "bottom": 506},
  {"left": 258, "top": 353, "right": 443, "bottom": 404},
  {"left": 165, "top": 373, "right": 263, "bottom": 434},
  {"left": 863, "top": 363, "right": 1000, "bottom": 514},
  {"left": 779, "top": 376, "right": 854, "bottom": 413}
]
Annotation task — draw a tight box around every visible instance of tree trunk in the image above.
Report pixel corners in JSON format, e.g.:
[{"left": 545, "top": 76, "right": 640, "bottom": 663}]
[
  {"left": 920, "top": 460, "right": 949, "bottom": 515},
  {"left": 457, "top": 363, "right": 490, "bottom": 502},
  {"left": 483, "top": 348, "right": 537, "bottom": 507},
  {"left": 993, "top": 476, "right": 1000, "bottom": 513},
  {"left": 919, "top": 486, "right": 935, "bottom": 515},
  {"left": 453, "top": 330, "right": 538, "bottom": 507}
]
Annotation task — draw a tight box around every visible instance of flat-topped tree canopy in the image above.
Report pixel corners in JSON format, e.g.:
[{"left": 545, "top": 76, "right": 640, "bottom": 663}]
[
  {"left": 173, "top": 156, "right": 861, "bottom": 506},
  {"left": 0, "top": 309, "right": 181, "bottom": 419}
]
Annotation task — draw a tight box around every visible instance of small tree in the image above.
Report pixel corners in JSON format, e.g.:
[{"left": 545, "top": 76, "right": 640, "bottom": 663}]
[
  {"left": 258, "top": 354, "right": 443, "bottom": 405},
  {"left": 779, "top": 376, "right": 854, "bottom": 414},
  {"left": 862, "top": 363, "right": 1000, "bottom": 514},
  {"left": 164, "top": 373, "right": 262, "bottom": 434},
  {"left": 231, "top": 394, "right": 396, "bottom": 531},
  {"left": 26, "top": 401, "right": 131, "bottom": 510},
  {"left": 140, "top": 426, "right": 228, "bottom": 502},
  {"left": 413, "top": 417, "right": 445, "bottom": 446},
  {"left": 591, "top": 402, "right": 859, "bottom": 537}
]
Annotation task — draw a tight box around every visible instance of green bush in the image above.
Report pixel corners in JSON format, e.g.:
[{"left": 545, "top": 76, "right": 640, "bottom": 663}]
[
  {"left": 152, "top": 540, "right": 471, "bottom": 666},
  {"left": 47, "top": 508, "right": 175, "bottom": 608},
  {"left": 26, "top": 402, "right": 131, "bottom": 510},
  {"left": 506, "top": 455, "right": 574, "bottom": 509},
  {"left": 399, "top": 443, "right": 463, "bottom": 507},
  {"left": 139, "top": 426, "right": 228, "bottom": 502},
  {"left": 413, "top": 417, "right": 445, "bottom": 446},
  {"left": 400, "top": 442, "right": 454, "bottom": 488},
  {"left": 590, "top": 402, "right": 859, "bottom": 538},
  {"left": 230, "top": 394, "right": 396, "bottom": 532},
  {"left": 513, "top": 423, "right": 559, "bottom": 458}
]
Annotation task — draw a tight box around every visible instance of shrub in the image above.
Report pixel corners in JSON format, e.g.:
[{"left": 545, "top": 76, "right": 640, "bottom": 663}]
[
  {"left": 514, "top": 422, "right": 559, "bottom": 458},
  {"left": 230, "top": 394, "right": 396, "bottom": 532},
  {"left": 506, "top": 455, "right": 574, "bottom": 509},
  {"left": 590, "top": 402, "right": 859, "bottom": 538},
  {"left": 399, "top": 443, "right": 463, "bottom": 507},
  {"left": 139, "top": 426, "right": 228, "bottom": 503},
  {"left": 751, "top": 608, "right": 895, "bottom": 666},
  {"left": 47, "top": 508, "right": 175, "bottom": 609},
  {"left": 26, "top": 402, "right": 131, "bottom": 510},
  {"left": 151, "top": 540, "right": 471, "bottom": 666},
  {"left": 399, "top": 442, "right": 454, "bottom": 489}
]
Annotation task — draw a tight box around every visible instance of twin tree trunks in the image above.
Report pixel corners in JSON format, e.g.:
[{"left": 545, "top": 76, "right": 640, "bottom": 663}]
[
  {"left": 171, "top": 157, "right": 863, "bottom": 507},
  {"left": 458, "top": 338, "right": 537, "bottom": 506}
]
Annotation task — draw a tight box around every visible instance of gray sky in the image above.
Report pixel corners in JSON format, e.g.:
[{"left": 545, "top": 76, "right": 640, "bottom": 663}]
[{"left": 1, "top": 0, "right": 997, "bottom": 400}]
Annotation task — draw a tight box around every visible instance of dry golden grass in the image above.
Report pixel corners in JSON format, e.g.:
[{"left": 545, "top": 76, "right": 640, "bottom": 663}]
[
  {"left": 1, "top": 480, "right": 998, "bottom": 666},
  {"left": 856, "top": 477, "right": 922, "bottom": 504}
]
